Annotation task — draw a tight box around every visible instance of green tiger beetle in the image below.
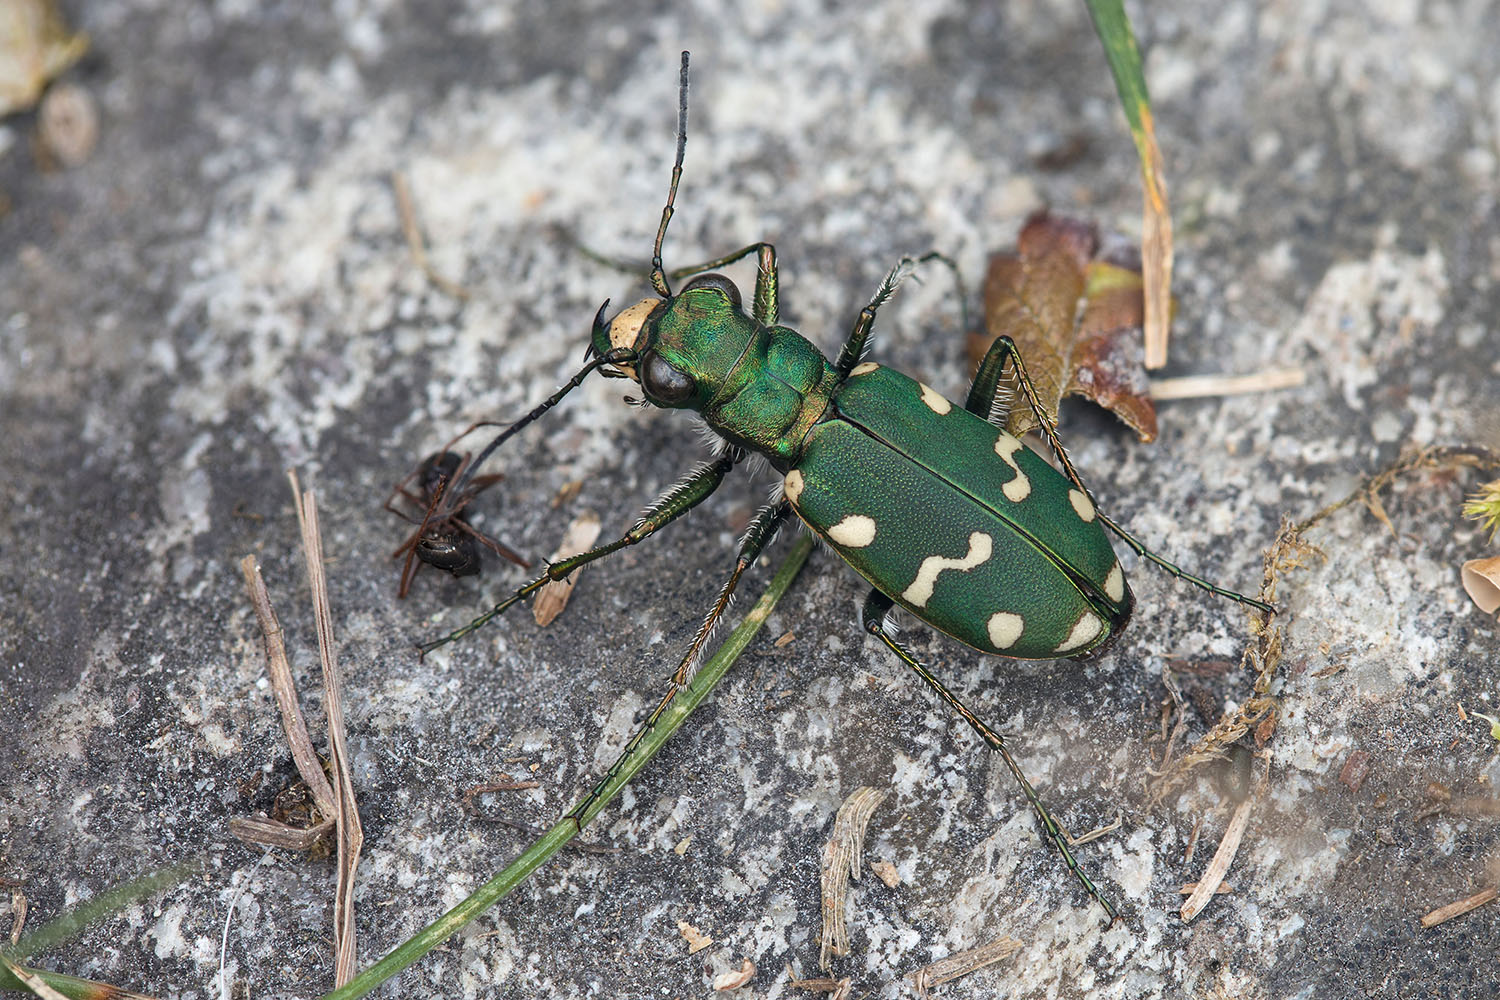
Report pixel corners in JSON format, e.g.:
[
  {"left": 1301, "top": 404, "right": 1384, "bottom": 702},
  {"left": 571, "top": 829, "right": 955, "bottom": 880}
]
[{"left": 421, "top": 52, "right": 1272, "bottom": 923}]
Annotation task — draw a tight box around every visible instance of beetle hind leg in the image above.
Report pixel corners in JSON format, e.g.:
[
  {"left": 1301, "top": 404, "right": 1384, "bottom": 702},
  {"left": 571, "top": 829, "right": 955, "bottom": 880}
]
[
  {"left": 967, "top": 335, "right": 1274, "bottom": 615},
  {"left": 860, "top": 589, "right": 1120, "bottom": 923}
]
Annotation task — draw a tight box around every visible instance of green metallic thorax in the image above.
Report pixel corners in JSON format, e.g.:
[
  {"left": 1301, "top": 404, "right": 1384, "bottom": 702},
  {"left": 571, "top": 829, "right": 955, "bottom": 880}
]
[{"left": 647, "top": 289, "right": 840, "bottom": 471}]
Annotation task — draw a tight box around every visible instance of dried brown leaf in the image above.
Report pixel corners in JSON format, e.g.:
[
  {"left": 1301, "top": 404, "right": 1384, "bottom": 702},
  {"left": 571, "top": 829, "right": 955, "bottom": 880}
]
[
  {"left": 971, "top": 212, "right": 1158, "bottom": 442},
  {"left": 0, "top": 0, "right": 88, "bottom": 116},
  {"left": 534, "top": 511, "right": 603, "bottom": 625},
  {"left": 1461, "top": 555, "right": 1500, "bottom": 616}
]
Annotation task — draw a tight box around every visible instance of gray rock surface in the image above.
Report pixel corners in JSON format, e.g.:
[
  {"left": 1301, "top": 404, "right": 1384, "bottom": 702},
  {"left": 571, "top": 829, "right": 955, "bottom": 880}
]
[{"left": 2, "top": 1, "right": 1497, "bottom": 997}]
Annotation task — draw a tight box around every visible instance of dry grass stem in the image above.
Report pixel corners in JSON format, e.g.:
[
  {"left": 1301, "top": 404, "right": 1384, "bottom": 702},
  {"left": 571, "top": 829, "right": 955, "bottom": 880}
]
[
  {"left": 288, "top": 471, "right": 364, "bottom": 986},
  {"left": 784, "top": 967, "right": 845, "bottom": 993},
  {"left": 238, "top": 555, "right": 339, "bottom": 819},
  {"left": 1065, "top": 813, "right": 1123, "bottom": 847},
  {"left": 1420, "top": 886, "right": 1498, "bottom": 928},
  {"left": 0, "top": 957, "right": 71, "bottom": 1000},
  {"left": 1178, "top": 882, "right": 1234, "bottom": 895},
  {"left": 1148, "top": 367, "right": 1305, "bottom": 400},
  {"left": 392, "top": 170, "right": 468, "bottom": 299},
  {"left": 819, "top": 786, "right": 887, "bottom": 969},
  {"left": 1181, "top": 755, "right": 1267, "bottom": 922},
  {"left": 1151, "top": 446, "right": 1500, "bottom": 803},
  {"left": 226, "top": 816, "right": 334, "bottom": 851},
  {"left": 908, "top": 935, "right": 1022, "bottom": 998},
  {"left": 8, "top": 891, "right": 26, "bottom": 945},
  {"left": 1139, "top": 123, "right": 1171, "bottom": 368}
]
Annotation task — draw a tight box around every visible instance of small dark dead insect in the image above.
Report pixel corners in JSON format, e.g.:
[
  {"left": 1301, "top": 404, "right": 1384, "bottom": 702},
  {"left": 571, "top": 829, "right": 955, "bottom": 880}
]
[{"left": 385, "top": 450, "right": 529, "bottom": 597}]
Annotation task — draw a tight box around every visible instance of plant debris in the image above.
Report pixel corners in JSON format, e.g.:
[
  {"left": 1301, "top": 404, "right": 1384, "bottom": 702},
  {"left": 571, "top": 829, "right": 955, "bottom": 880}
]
[{"left": 969, "top": 212, "right": 1159, "bottom": 442}]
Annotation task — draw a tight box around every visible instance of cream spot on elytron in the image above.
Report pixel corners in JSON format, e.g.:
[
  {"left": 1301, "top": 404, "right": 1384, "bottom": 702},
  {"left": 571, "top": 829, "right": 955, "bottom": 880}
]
[
  {"left": 993, "top": 435, "right": 1031, "bottom": 502},
  {"left": 987, "top": 611, "right": 1025, "bottom": 650},
  {"left": 1104, "top": 562, "right": 1125, "bottom": 603},
  {"left": 902, "top": 532, "right": 994, "bottom": 609},
  {"left": 827, "top": 514, "right": 877, "bottom": 548},
  {"left": 850, "top": 362, "right": 879, "bottom": 376},
  {"left": 783, "top": 470, "right": 804, "bottom": 505},
  {"left": 1055, "top": 611, "right": 1104, "bottom": 654},
  {"left": 918, "top": 383, "right": 952, "bottom": 415},
  {"left": 1069, "top": 488, "right": 1096, "bottom": 522}
]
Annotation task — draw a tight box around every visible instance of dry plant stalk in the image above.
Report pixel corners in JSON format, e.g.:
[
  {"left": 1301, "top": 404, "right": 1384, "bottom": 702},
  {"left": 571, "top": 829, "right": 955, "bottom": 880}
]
[
  {"left": 0, "top": 957, "right": 72, "bottom": 1000},
  {"left": 784, "top": 965, "right": 846, "bottom": 994},
  {"left": 1420, "top": 886, "right": 1498, "bottom": 928},
  {"left": 1150, "top": 445, "right": 1500, "bottom": 802},
  {"left": 1181, "top": 754, "right": 1268, "bottom": 922},
  {"left": 8, "top": 891, "right": 26, "bottom": 945},
  {"left": 237, "top": 557, "right": 339, "bottom": 819},
  {"left": 287, "top": 471, "right": 364, "bottom": 987},
  {"left": 908, "top": 935, "right": 1022, "bottom": 998},
  {"left": 392, "top": 170, "right": 469, "bottom": 299},
  {"left": 819, "top": 786, "right": 887, "bottom": 969},
  {"left": 1148, "top": 367, "right": 1306, "bottom": 401},
  {"left": 1138, "top": 119, "right": 1172, "bottom": 369}
]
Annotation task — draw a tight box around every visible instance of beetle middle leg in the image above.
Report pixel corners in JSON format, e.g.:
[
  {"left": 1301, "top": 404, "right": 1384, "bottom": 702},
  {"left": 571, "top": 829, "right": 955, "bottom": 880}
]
[
  {"left": 563, "top": 499, "right": 794, "bottom": 830},
  {"left": 834, "top": 252, "right": 967, "bottom": 376},
  {"left": 968, "top": 334, "right": 1274, "bottom": 614},
  {"left": 860, "top": 589, "right": 1120, "bottom": 923}
]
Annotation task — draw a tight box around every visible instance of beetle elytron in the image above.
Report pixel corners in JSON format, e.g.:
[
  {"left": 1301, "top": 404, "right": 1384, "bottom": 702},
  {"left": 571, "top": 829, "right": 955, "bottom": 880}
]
[{"left": 420, "top": 53, "right": 1271, "bottom": 922}]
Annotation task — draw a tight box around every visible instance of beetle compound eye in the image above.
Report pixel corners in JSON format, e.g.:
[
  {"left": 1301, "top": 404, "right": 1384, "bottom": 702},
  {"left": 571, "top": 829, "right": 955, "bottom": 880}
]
[
  {"left": 681, "top": 272, "right": 742, "bottom": 309},
  {"left": 641, "top": 351, "right": 696, "bottom": 404}
]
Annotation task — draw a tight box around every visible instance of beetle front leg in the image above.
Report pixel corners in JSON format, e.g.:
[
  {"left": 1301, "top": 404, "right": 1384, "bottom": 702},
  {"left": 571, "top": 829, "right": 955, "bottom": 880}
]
[
  {"left": 564, "top": 499, "right": 794, "bottom": 830},
  {"left": 416, "top": 450, "right": 742, "bottom": 655},
  {"left": 860, "top": 588, "right": 1120, "bottom": 924}
]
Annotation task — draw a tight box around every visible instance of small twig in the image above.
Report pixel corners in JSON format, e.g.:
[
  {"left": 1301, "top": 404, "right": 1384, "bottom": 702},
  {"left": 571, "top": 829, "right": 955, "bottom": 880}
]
[
  {"left": 0, "top": 958, "right": 73, "bottom": 1000},
  {"left": 391, "top": 171, "right": 468, "bottom": 299},
  {"left": 780, "top": 965, "right": 852, "bottom": 995},
  {"left": 238, "top": 556, "right": 338, "bottom": 819},
  {"left": 227, "top": 816, "right": 334, "bottom": 851},
  {"left": 1065, "top": 812, "right": 1123, "bottom": 847},
  {"left": 289, "top": 471, "right": 364, "bottom": 987},
  {"left": 8, "top": 891, "right": 26, "bottom": 945},
  {"left": 1149, "top": 368, "right": 1305, "bottom": 400},
  {"left": 819, "top": 787, "right": 887, "bottom": 969},
  {"left": 1420, "top": 886, "right": 1498, "bottom": 928},
  {"left": 1178, "top": 882, "right": 1234, "bottom": 895},
  {"left": 908, "top": 935, "right": 1023, "bottom": 998},
  {"left": 460, "top": 778, "right": 542, "bottom": 812},
  {"left": 1181, "top": 754, "right": 1269, "bottom": 921}
]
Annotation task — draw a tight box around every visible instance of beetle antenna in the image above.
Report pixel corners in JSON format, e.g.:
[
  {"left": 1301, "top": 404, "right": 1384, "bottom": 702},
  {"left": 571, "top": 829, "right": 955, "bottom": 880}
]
[
  {"left": 650, "top": 50, "right": 690, "bottom": 299},
  {"left": 453, "top": 347, "right": 636, "bottom": 495}
]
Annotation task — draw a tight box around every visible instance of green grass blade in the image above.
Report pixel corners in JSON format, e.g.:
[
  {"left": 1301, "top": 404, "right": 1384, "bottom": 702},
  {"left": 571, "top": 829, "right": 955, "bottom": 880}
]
[
  {"left": 1084, "top": 0, "right": 1174, "bottom": 368},
  {"left": 0, "top": 959, "right": 155, "bottom": 999},
  {"left": 320, "top": 534, "right": 815, "bottom": 1000}
]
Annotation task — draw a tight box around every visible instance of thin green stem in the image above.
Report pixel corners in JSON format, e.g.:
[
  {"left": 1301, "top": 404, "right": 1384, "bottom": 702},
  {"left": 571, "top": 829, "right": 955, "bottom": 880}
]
[{"left": 321, "top": 535, "right": 814, "bottom": 1000}]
